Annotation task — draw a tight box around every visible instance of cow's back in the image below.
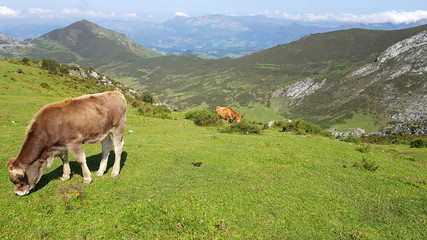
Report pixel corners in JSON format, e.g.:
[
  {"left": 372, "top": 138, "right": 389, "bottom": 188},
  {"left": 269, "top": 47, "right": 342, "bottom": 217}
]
[{"left": 34, "top": 91, "right": 126, "bottom": 145}]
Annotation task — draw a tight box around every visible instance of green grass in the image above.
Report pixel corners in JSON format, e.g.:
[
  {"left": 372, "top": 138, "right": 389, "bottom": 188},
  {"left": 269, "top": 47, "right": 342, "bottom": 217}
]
[
  {"left": 331, "top": 113, "right": 382, "bottom": 132},
  {"left": 235, "top": 103, "right": 284, "bottom": 123},
  {"left": 0, "top": 59, "right": 426, "bottom": 239}
]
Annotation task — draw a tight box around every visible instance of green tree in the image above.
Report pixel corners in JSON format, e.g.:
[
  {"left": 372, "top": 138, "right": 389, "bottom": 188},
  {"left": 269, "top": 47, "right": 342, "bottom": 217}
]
[
  {"left": 21, "top": 57, "right": 30, "bottom": 65},
  {"left": 141, "top": 91, "right": 154, "bottom": 104},
  {"left": 41, "top": 58, "right": 60, "bottom": 75}
]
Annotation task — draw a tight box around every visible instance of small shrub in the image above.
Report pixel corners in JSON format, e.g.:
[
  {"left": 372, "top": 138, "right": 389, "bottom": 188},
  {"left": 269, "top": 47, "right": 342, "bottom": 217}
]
[
  {"left": 40, "top": 82, "right": 51, "bottom": 89},
  {"left": 68, "top": 65, "right": 80, "bottom": 71},
  {"left": 361, "top": 134, "right": 410, "bottom": 145},
  {"left": 279, "top": 119, "right": 332, "bottom": 137},
  {"left": 342, "top": 135, "right": 361, "bottom": 144},
  {"left": 362, "top": 158, "right": 379, "bottom": 172},
  {"left": 137, "top": 102, "right": 172, "bottom": 119},
  {"left": 220, "top": 120, "right": 262, "bottom": 134},
  {"left": 185, "top": 110, "right": 221, "bottom": 127},
  {"left": 354, "top": 158, "right": 379, "bottom": 172},
  {"left": 141, "top": 91, "right": 154, "bottom": 104},
  {"left": 410, "top": 139, "right": 426, "bottom": 148},
  {"left": 355, "top": 145, "right": 370, "bottom": 153},
  {"left": 41, "top": 58, "right": 60, "bottom": 75},
  {"left": 21, "top": 57, "right": 30, "bottom": 65},
  {"left": 59, "top": 64, "right": 70, "bottom": 75},
  {"left": 131, "top": 101, "right": 140, "bottom": 108}
]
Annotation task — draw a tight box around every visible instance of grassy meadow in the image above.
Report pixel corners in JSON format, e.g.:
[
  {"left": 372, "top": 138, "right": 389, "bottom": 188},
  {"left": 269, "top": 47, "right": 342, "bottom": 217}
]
[{"left": 0, "top": 59, "right": 426, "bottom": 239}]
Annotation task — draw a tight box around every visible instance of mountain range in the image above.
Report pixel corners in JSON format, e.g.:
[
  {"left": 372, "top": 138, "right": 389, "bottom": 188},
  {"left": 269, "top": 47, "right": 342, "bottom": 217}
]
[
  {"left": 0, "top": 19, "right": 426, "bottom": 130},
  {"left": 2, "top": 14, "right": 427, "bottom": 58}
]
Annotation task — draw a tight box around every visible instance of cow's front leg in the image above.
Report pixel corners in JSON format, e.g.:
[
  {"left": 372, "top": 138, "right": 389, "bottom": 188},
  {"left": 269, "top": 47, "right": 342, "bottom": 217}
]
[
  {"left": 68, "top": 144, "right": 92, "bottom": 184},
  {"left": 60, "top": 150, "right": 71, "bottom": 181}
]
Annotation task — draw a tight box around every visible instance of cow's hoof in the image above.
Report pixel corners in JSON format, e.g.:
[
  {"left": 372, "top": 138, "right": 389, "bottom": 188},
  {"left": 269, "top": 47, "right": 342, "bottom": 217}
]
[
  {"left": 60, "top": 176, "right": 70, "bottom": 181},
  {"left": 83, "top": 179, "right": 92, "bottom": 184},
  {"left": 111, "top": 173, "right": 119, "bottom": 178},
  {"left": 95, "top": 171, "right": 104, "bottom": 176}
]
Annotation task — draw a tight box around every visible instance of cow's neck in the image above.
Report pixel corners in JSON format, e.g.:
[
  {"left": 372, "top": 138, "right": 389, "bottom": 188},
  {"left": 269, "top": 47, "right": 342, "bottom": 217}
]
[{"left": 15, "top": 128, "right": 49, "bottom": 169}]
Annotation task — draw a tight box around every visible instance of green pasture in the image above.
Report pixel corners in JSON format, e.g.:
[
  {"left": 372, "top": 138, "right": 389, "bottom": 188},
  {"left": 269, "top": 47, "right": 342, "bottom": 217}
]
[
  {"left": 330, "top": 113, "right": 382, "bottom": 133},
  {"left": 0, "top": 59, "right": 426, "bottom": 239},
  {"left": 236, "top": 103, "right": 284, "bottom": 123}
]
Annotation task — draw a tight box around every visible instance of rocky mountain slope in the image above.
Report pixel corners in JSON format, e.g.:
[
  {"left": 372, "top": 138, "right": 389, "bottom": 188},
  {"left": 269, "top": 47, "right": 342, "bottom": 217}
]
[
  {"left": 272, "top": 30, "right": 427, "bottom": 125},
  {"left": 350, "top": 30, "right": 427, "bottom": 122}
]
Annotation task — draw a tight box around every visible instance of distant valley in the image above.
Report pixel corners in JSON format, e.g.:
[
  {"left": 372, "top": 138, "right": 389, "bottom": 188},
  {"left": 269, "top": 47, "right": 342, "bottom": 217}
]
[{"left": 1, "top": 19, "right": 426, "bottom": 130}]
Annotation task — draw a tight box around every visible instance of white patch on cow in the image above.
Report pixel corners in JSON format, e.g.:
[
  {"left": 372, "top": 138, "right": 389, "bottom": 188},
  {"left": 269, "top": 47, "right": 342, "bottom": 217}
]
[{"left": 15, "top": 190, "right": 29, "bottom": 196}]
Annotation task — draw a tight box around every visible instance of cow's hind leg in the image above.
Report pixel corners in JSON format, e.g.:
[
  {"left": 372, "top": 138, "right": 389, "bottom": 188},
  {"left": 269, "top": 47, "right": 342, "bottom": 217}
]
[
  {"left": 60, "top": 149, "right": 71, "bottom": 181},
  {"left": 111, "top": 130, "right": 124, "bottom": 178},
  {"left": 68, "top": 144, "right": 92, "bottom": 184},
  {"left": 96, "top": 134, "right": 112, "bottom": 176}
]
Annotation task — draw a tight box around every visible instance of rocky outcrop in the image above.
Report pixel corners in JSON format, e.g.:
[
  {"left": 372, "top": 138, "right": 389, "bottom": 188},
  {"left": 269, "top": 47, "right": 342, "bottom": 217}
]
[
  {"left": 349, "top": 31, "right": 427, "bottom": 122},
  {"left": 351, "top": 30, "right": 427, "bottom": 81},
  {"left": 271, "top": 78, "right": 326, "bottom": 105},
  {"left": 369, "top": 121, "right": 427, "bottom": 136},
  {"left": 69, "top": 68, "right": 138, "bottom": 97},
  {"left": 330, "top": 128, "right": 366, "bottom": 138},
  {"left": 0, "top": 33, "right": 32, "bottom": 51}
]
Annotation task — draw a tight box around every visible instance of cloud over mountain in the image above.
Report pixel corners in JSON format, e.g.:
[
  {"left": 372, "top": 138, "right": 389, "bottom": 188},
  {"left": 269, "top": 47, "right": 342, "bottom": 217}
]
[
  {"left": 175, "top": 12, "right": 190, "bottom": 18},
  {"left": 0, "top": 6, "right": 19, "bottom": 17},
  {"left": 263, "top": 10, "right": 427, "bottom": 24},
  {"left": 2, "top": 4, "right": 427, "bottom": 25}
]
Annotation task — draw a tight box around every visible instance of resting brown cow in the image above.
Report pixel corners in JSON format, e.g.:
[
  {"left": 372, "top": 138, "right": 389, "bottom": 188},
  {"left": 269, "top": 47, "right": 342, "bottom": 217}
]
[
  {"left": 7, "top": 91, "right": 127, "bottom": 196},
  {"left": 216, "top": 106, "right": 241, "bottom": 123}
]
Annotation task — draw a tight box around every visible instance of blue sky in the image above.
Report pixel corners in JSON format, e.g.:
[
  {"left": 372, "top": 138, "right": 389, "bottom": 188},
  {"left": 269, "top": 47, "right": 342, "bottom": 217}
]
[{"left": 1, "top": 0, "right": 427, "bottom": 23}]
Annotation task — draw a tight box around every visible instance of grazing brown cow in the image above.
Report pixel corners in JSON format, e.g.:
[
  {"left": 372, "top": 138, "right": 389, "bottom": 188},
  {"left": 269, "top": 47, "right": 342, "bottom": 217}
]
[
  {"left": 7, "top": 91, "right": 127, "bottom": 196},
  {"left": 216, "top": 106, "right": 241, "bottom": 123}
]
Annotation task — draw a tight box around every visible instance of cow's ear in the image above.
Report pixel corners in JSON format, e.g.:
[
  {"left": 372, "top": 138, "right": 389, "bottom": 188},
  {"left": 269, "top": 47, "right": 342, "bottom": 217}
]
[
  {"left": 11, "top": 167, "right": 25, "bottom": 179},
  {"left": 7, "top": 158, "right": 25, "bottom": 179}
]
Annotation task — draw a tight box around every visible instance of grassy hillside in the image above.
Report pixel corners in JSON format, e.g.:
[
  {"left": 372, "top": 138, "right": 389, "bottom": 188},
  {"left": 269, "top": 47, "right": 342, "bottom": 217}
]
[
  {"left": 241, "top": 24, "right": 427, "bottom": 64},
  {"left": 0, "top": 59, "right": 426, "bottom": 239}
]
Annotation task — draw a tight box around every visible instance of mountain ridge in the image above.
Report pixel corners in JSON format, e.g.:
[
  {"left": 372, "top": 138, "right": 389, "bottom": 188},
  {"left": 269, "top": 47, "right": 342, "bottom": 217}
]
[
  {"left": 2, "top": 14, "right": 427, "bottom": 58},
  {"left": 1, "top": 20, "right": 162, "bottom": 68}
]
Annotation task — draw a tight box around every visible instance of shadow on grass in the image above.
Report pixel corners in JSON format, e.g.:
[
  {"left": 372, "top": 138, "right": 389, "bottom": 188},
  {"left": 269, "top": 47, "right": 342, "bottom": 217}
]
[{"left": 33, "top": 151, "right": 128, "bottom": 193}]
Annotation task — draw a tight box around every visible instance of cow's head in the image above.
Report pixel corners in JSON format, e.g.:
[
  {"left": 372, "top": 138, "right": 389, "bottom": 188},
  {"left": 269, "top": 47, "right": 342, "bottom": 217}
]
[
  {"left": 236, "top": 114, "right": 241, "bottom": 123},
  {"left": 7, "top": 157, "right": 47, "bottom": 196}
]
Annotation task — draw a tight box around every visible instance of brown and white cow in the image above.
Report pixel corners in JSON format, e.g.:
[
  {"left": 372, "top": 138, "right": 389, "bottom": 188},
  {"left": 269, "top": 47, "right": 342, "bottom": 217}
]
[
  {"left": 216, "top": 106, "right": 241, "bottom": 123},
  {"left": 7, "top": 91, "right": 127, "bottom": 196}
]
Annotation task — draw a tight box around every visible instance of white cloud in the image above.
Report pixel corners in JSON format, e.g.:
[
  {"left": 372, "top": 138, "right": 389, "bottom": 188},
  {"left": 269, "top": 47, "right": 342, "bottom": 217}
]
[
  {"left": 61, "top": 8, "right": 81, "bottom": 16},
  {"left": 29, "top": 8, "right": 56, "bottom": 19},
  {"left": 348, "top": 10, "right": 427, "bottom": 24},
  {"left": 0, "top": 6, "right": 19, "bottom": 17},
  {"left": 63, "top": 9, "right": 116, "bottom": 18},
  {"left": 279, "top": 10, "right": 427, "bottom": 24},
  {"left": 21, "top": 8, "right": 117, "bottom": 19},
  {"left": 125, "top": 13, "right": 138, "bottom": 18},
  {"left": 174, "top": 12, "right": 190, "bottom": 18}
]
